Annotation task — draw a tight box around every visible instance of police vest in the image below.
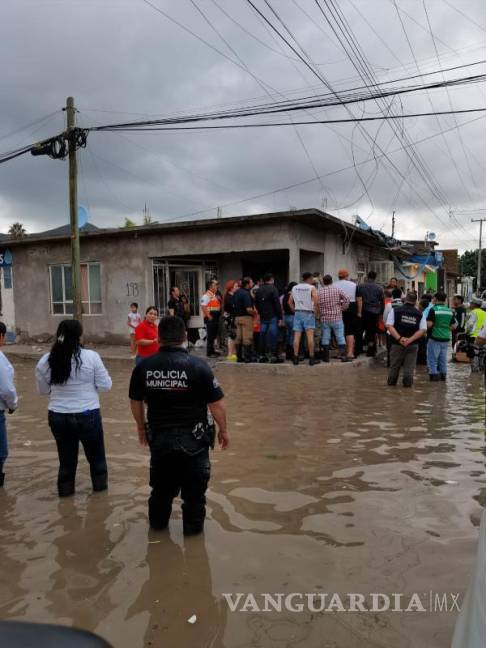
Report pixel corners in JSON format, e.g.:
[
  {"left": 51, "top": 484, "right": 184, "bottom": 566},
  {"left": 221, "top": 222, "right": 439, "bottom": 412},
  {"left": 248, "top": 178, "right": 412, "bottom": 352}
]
[
  {"left": 392, "top": 305, "right": 422, "bottom": 345},
  {"left": 470, "top": 309, "right": 486, "bottom": 338}
]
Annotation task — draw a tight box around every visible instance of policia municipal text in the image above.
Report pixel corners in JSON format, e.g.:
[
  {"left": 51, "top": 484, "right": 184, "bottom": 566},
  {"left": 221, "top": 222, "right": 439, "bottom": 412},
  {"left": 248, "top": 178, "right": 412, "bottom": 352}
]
[{"left": 129, "top": 316, "right": 229, "bottom": 535}]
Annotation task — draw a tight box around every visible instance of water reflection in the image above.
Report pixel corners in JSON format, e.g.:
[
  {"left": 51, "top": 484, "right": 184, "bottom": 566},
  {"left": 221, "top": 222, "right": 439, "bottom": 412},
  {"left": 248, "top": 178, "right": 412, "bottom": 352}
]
[{"left": 0, "top": 358, "right": 484, "bottom": 647}]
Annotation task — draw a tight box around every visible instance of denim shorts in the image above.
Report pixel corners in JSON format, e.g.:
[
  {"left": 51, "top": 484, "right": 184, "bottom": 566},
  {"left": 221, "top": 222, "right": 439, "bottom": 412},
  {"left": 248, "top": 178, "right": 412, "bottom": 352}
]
[{"left": 293, "top": 311, "right": 316, "bottom": 332}]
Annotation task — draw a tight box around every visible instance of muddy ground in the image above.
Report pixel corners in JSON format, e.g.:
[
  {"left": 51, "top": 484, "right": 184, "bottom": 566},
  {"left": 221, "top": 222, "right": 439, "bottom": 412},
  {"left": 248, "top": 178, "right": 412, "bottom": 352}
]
[{"left": 0, "top": 357, "right": 484, "bottom": 648}]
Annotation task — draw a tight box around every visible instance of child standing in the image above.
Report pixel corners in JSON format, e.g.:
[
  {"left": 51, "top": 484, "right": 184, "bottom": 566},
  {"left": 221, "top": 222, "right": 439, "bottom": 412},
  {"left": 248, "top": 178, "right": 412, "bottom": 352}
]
[{"left": 127, "top": 303, "right": 142, "bottom": 358}]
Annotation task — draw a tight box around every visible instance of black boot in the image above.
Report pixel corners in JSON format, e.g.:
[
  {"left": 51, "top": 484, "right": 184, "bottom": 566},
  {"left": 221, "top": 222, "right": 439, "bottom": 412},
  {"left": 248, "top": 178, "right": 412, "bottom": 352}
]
[
  {"left": 440, "top": 373, "right": 447, "bottom": 381},
  {"left": 236, "top": 344, "right": 244, "bottom": 363},
  {"left": 58, "top": 481, "right": 75, "bottom": 497},
  {"left": 183, "top": 521, "right": 205, "bottom": 536},
  {"left": 270, "top": 354, "right": 284, "bottom": 364},
  {"left": 92, "top": 473, "right": 108, "bottom": 492},
  {"left": 339, "top": 345, "right": 351, "bottom": 362},
  {"left": 429, "top": 374, "right": 440, "bottom": 382},
  {"left": 309, "top": 355, "right": 321, "bottom": 365},
  {"left": 0, "top": 472, "right": 4, "bottom": 487},
  {"left": 285, "top": 346, "right": 293, "bottom": 360},
  {"left": 366, "top": 343, "right": 376, "bottom": 357},
  {"left": 321, "top": 345, "right": 330, "bottom": 363},
  {"left": 243, "top": 345, "right": 253, "bottom": 363}
]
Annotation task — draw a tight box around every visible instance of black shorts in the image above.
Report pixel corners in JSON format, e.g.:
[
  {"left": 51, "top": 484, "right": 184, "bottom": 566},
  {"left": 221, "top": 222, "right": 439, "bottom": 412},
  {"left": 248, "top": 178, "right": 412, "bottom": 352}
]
[{"left": 342, "top": 302, "right": 357, "bottom": 336}]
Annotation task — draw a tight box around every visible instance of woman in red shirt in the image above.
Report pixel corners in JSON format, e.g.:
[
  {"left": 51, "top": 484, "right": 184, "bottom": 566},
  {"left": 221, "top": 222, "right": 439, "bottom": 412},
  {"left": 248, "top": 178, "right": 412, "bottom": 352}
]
[{"left": 134, "top": 306, "right": 159, "bottom": 364}]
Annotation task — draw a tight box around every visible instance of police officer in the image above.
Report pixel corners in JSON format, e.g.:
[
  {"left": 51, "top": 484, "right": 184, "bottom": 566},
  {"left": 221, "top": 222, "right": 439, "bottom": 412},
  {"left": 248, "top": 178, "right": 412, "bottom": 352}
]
[
  {"left": 385, "top": 291, "right": 427, "bottom": 387},
  {"left": 129, "top": 316, "right": 229, "bottom": 535}
]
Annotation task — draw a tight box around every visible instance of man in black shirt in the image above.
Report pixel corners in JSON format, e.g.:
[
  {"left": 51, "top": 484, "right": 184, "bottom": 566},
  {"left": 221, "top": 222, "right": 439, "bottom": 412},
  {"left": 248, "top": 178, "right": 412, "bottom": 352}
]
[
  {"left": 129, "top": 316, "right": 229, "bottom": 535},
  {"left": 452, "top": 294, "right": 466, "bottom": 349},
  {"left": 356, "top": 270, "right": 384, "bottom": 357},
  {"left": 167, "top": 286, "right": 187, "bottom": 321},
  {"left": 254, "top": 272, "right": 283, "bottom": 363},
  {"left": 385, "top": 291, "right": 426, "bottom": 387},
  {"left": 233, "top": 277, "right": 255, "bottom": 363}
]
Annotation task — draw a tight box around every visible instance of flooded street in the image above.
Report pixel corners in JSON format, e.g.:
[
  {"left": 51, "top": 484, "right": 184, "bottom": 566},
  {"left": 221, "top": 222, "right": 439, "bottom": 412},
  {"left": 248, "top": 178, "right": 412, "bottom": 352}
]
[{"left": 0, "top": 357, "right": 485, "bottom": 647}]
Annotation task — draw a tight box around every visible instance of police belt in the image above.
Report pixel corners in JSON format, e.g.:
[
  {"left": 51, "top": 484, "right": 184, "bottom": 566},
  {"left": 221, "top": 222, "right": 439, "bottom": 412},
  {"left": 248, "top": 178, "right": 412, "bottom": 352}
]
[{"left": 145, "top": 422, "right": 215, "bottom": 455}]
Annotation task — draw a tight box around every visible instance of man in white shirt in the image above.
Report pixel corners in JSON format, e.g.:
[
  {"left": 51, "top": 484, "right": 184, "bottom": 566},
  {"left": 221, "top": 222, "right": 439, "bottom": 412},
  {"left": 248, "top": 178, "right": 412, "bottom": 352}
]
[
  {"left": 0, "top": 322, "right": 18, "bottom": 487},
  {"left": 289, "top": 272, "right": 320, "bottom": 366},
  {"left": 334, "top": 268, "right": 358, "bottom": 360}
]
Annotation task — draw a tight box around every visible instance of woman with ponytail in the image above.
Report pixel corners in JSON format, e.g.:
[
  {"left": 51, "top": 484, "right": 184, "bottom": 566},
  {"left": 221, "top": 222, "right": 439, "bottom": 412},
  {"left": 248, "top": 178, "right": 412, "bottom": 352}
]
[{"left": 35, "top": 319, "right": 112, "bottom": 497}]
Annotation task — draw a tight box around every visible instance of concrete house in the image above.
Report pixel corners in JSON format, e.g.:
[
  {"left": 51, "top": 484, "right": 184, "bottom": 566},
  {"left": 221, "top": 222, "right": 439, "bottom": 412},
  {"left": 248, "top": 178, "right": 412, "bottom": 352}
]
[{"left": 1, "top": 208, "right": 393, "bottom": 343}]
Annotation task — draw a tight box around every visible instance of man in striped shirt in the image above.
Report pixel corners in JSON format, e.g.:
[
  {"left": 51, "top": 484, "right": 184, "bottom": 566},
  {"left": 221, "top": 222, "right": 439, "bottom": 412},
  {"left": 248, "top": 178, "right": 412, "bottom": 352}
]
[{"left": 318, "top": 275, "right": 350, "bottom": 362}]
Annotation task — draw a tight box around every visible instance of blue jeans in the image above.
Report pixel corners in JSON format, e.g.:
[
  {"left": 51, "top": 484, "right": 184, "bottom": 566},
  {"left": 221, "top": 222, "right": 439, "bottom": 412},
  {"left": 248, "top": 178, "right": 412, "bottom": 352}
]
[
  {"left": 293, "top": 311, "right": 315, "bottom": 332},
  {"left": 48, "top": 409, "right": 107, "bottom": 489},
  {"left": 259, "top": 317, "right": 278, "bottom": 354},
  {"left": 285, "top": 314, "right": 294, "bottom": 347},
  {"left": 427, "top": 339, "right": 449, "bottom": 375},
  {"left": 0, "top": 411, "right": 7, "bottom": 470},
  {"left": 321, "top": 320, "right": 345, "bottom": 346}
]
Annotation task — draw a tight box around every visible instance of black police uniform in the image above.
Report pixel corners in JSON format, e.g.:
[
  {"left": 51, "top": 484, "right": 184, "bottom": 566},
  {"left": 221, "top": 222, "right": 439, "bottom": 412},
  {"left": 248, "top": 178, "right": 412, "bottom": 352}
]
[
  {"left": 129, "top": 346, "right": 224, "bottom": 534},
  {"left": 388, "top": 304, "right": 423, "bottom": 387}
]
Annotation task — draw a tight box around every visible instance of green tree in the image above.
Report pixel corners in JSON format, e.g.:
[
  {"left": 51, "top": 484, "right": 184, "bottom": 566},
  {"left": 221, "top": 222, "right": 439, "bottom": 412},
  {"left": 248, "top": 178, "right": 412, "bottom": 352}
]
[
  {"left": 8, "top": 222, "right": 26, "bottom": 239},
  {"left": 460, "top": 249, "right": 486, "bottom": 277},
  {"left": 123, "top": 217, "right": 137, "bottom": 228}
]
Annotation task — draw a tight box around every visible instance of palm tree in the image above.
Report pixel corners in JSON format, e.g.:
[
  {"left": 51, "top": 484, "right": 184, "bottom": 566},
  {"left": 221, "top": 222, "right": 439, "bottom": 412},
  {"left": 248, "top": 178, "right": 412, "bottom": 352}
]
[{"left": 8, "top": 222, "right": 26, "bottom": 239}]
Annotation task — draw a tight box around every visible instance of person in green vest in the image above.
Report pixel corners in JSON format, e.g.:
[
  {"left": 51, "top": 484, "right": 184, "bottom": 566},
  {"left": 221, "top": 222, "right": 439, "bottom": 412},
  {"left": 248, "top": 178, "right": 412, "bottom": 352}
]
[{"left": 426, "top": 291, "right": 457, "bottom": 381}]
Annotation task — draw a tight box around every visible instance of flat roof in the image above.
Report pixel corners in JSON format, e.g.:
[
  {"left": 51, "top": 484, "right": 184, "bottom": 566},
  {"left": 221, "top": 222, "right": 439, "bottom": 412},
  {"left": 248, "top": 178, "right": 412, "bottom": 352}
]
[{"left": 2, "top": 208, "right": 382, "bottom": 248}]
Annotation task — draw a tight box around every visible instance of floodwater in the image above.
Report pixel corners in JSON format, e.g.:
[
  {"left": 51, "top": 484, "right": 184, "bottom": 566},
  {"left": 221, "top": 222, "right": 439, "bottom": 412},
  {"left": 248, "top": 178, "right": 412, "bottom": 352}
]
[{"left": 0, "top": 357, "right": 485, "bottom": 648}]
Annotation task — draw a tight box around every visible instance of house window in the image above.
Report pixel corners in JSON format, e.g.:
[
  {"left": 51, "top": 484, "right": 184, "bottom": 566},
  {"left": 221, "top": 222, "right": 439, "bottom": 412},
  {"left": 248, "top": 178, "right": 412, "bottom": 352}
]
[
  {"left": 3, "top": 266, "right": 12, "bottom": 289},
  {"left": 50, "top": 263, "right": 102, "bottom": 315}
]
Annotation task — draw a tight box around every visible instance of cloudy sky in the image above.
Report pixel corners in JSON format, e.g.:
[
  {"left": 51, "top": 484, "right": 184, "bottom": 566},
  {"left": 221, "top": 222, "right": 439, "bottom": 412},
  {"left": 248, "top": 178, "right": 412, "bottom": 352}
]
[{"left": 1, "top": 0, "right": 486, "bottom": 250}]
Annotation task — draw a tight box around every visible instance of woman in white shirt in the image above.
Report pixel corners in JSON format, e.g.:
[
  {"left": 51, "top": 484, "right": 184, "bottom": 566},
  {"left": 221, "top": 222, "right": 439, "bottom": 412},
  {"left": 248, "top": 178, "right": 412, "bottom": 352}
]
[{"left": 35, "top": 320, "right": 112, "bottom": 497}]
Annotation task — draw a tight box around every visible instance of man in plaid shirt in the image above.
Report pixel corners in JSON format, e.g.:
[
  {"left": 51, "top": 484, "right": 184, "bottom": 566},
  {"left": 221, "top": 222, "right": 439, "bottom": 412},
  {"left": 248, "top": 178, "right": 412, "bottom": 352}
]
[{"left": 318, "top": 275, "right": 350, "bottom": 362}]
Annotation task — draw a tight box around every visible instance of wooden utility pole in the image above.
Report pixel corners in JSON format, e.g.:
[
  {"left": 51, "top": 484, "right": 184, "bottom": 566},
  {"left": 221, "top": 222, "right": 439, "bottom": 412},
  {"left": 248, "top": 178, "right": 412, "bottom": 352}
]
[
  {"left": 391, "top": 210, "right": 396, "bottom": 238},
  {"left": 471, "top": 217, "right": 486, "bottom": 297},
  {"left": 66, "top": 97, "right": 82, "bottom": 321}
]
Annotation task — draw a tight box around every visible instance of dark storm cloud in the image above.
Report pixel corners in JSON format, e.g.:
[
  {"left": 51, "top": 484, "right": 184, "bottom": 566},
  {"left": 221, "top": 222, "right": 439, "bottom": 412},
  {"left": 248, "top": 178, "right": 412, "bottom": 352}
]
[{"left": 1, "top": 0, "right": 486, "bottom": 249}]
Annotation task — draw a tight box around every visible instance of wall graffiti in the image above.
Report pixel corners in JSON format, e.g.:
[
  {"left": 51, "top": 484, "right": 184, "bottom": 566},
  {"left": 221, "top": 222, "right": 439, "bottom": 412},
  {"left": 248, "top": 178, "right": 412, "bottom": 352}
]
[{"left": 126, "top": 282, "right": 140, "bottom": 297}]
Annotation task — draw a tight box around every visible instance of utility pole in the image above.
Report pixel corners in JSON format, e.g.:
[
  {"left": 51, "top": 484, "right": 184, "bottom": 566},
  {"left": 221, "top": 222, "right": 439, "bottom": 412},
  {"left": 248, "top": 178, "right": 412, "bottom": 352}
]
[
  {"left": 392, "top": 210, "right": 396, "bottom": 238},
  {"left": 65, "top": 97, "right": 82, "bottom": 321},
  {"left": 471, "top": 217, "right": 486, "bottom": 297}
]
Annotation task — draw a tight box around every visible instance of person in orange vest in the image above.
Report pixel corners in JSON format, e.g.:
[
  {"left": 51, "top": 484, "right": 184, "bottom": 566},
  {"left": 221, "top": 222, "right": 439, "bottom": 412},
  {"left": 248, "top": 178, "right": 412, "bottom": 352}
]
[{"left": 200, "top": 278, "right": 222, "bottom": 357}]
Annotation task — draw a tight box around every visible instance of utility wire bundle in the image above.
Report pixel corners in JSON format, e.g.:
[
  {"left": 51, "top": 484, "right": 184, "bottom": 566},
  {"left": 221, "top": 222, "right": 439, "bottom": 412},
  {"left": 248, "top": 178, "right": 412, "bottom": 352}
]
[{"left": 2, "top": 61, "right": 486, "bottom": 163}]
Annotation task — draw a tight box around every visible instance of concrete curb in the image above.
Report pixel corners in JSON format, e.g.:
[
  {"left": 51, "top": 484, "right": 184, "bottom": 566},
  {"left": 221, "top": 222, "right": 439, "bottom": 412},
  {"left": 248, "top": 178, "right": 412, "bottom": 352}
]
[
  {"left": 215, "top": 355, "right": 377, "bottom": 374},
  {"left": 4, "top": 345, "right": 385, "bottom": 371}
]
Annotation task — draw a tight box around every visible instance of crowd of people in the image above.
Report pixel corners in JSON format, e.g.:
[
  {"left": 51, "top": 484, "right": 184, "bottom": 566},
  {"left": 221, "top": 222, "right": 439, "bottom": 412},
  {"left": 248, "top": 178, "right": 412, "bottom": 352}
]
[
  {"left": 193, "top": 271, "right": 486, "bottom": 378},
  {"left": 124, "top": 271, "right": 486, "bottom": 383}
]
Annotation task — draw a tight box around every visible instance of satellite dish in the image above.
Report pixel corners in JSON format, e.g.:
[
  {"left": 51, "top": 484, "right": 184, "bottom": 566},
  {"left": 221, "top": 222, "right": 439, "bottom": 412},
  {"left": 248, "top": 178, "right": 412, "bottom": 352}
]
[
  {"left": 78, "top": 205, "right": 89, "bottom": 228},
  {"left": 427, "top": 231, "right": 437, "bottom": 241}
]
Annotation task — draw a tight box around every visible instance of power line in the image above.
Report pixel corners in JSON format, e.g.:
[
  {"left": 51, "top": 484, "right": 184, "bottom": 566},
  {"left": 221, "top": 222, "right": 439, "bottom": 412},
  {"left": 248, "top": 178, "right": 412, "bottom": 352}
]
[{"left": 86, "top": 108, "right": 486, "bottom": 131}]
